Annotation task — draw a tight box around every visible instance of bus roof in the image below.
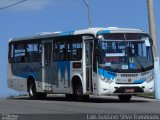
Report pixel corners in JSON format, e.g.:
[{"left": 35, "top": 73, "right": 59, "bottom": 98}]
[{"left": 9, "top": 27, "right": 146, "bottom": 42}]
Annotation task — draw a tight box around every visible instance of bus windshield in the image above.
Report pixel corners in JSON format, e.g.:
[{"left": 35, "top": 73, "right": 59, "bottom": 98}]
[{"left": 98, "top": 33, "right": 154, "bottom": 72}]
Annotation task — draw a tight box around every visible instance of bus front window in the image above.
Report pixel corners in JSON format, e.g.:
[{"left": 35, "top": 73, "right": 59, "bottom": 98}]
[{"left": 98, "top": 33, "right": 154, "bottom": 72}]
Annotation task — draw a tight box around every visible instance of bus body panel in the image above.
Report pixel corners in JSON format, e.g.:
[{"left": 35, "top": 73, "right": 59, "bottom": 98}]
[
  {"left": 96, "top": 68, "right": 154, "bottom": 96},
  {"left": 7, "top": 27, "right": 154, "bottom": 99},
  {"left": 8, "top": 64, "right": 28, "bottom": 91}
]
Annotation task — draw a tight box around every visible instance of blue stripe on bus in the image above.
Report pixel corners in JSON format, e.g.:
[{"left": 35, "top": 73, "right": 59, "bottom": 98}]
[
  {"left": 16, "top": 74, "right": 29, "bottom": 78},
  {"left": 98, "top": 68, "right": 104, "bottom": 75},
  {"left": 57, "top": 61, "right": 70, "bottom": 87},
  {"left": 97, "top": 30, "right": 110, "bottom": 35},
  {"left": 98, "top": 68, "right": 116, "bottom": 80},
  {"left": 15, "top": 73, "right": 37, "bottom": 80},
  {"left": 133, "top": 80, "right": 145, "bottom": 84}
]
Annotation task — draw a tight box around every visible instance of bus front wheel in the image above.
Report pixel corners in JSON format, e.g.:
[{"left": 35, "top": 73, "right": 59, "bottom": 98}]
[
  {"left": 73, "top": 83, "right": 84, "bottom": 101},
  {"left": 118, "top": 95, "right": 132, "bottom": 102},
  {"left": 73, "top": 83, "right": 89, "bottom": 101}
]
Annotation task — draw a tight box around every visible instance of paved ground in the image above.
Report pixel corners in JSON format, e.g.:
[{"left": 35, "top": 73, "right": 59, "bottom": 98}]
[
  {"left": 0, "top": 95, "right": 159, "bottom": 114},
  {"left": 0, "top": 95, "right": 160, "bottom": 120}
]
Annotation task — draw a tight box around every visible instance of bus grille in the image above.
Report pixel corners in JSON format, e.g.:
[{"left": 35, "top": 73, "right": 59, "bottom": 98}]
[
  {"left": 121, "top": 74, "right": 138, "bottom": 77},
  {"left": 114, "top": 87, "right": 144, "bottom": 93}
]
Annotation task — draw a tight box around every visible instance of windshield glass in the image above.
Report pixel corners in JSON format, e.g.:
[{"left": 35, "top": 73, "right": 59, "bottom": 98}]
[{"left": 98, "top": 33, "right": 153, "bottom": 72}]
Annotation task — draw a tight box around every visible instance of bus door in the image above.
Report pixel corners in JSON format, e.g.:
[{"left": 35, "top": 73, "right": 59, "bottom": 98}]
[
  {"left": 83, "top": 36, "right": 94, "bottom": 93},
  {"left": 42, "top": 42, "right": 52, "bottom": 92}
]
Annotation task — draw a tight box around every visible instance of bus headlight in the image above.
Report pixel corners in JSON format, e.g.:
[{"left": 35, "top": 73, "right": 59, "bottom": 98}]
[
  {"left": 108, "top": 79, "right": 114, "bottom": 84},
  {"left": 99, "top": 75, "right": 114, "bottom": 84},
  {"left": 146, "top": 76, "right": 154, "bottom": 83}
]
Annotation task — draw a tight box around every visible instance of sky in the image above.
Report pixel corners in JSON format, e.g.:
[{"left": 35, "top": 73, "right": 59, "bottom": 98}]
[{"left": 0, "top": 0, "right": 159, "bottom": 97}]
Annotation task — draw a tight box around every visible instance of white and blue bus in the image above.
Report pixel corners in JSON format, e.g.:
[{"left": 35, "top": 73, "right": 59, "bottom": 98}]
[{"left": 8, "top": 27, "right": 154, "bottom": 101}]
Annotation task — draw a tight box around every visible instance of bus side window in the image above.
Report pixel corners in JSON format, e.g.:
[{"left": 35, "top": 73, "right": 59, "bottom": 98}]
[
  {"left": 52, "top": 42, "right": 58, "bottom": 61},
  {"left": 59, "top": 43, "right": 65, "bottom": 61},
  {"left": 52, "top": 36, "right": 82, "bottom": 61},
  {"left": 9, "top": 44, "right": 14, "bottom": 63},
  {"left": 26, "top": 43, "right": 41, "bottom": 62},
  {"left": 71, "top": 40, "right": 82, "bottom": 61},
  {"left": 77, "top": 48, "right": 82, "bottom": 60},
  {"left": 14, "top": 43, "right": 26, "bottom": 63}
]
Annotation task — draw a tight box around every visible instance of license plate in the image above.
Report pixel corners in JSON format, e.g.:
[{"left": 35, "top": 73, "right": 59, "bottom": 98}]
[{"left": 125, "top": 88, "right": 135, "bottom": 93}]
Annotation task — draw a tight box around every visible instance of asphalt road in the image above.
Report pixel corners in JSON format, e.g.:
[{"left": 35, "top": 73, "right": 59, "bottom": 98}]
[
  {"left": 0, "top": 95, "right": 160, "bottom": 120},
  {"left": 0, "top": 95, "right": 159, "bottom": 114}
]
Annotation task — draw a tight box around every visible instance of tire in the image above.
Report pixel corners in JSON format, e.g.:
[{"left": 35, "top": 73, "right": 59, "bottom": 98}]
[
  {"left": 28, "top": 81, "right": 37, "bottom": 99},
  {"left": 28, "top": 81, "right": 47, "bottom": 100},
  {"left": 73, "top": 83, "right": 85, "bottom": 101},
  {"left": 118, "top": 95, "right": 132, "bottom": 102}
]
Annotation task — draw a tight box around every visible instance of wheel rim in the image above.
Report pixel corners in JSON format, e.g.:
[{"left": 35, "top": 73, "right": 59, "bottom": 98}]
[
  {"left": 29, "top": 83, "right": 34, "bottom": 96},
  {"left": 77, "top": 88, "right": 82, "bottom": 96},
  {"left": 74, "top": 85, "right": 83, "bottom": 96}
]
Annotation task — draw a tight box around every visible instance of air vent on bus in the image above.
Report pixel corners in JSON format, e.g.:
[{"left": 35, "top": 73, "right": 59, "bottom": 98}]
[{"left": 121, "top": 74, "right": 138, "bottom": 77}]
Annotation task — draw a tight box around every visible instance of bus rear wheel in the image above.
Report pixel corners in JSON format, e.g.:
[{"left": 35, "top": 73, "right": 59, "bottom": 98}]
[
  {"left": 28, "top": 81, "right": 47, "bottom": 99},
  {"left": 118, "top": 95, "right": 132, "bottom": 102}
]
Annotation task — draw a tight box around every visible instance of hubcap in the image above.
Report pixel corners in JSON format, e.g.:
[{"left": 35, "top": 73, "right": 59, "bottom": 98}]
[{"left": 29, "top": 84, "right": 34, "bottom": 96}]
